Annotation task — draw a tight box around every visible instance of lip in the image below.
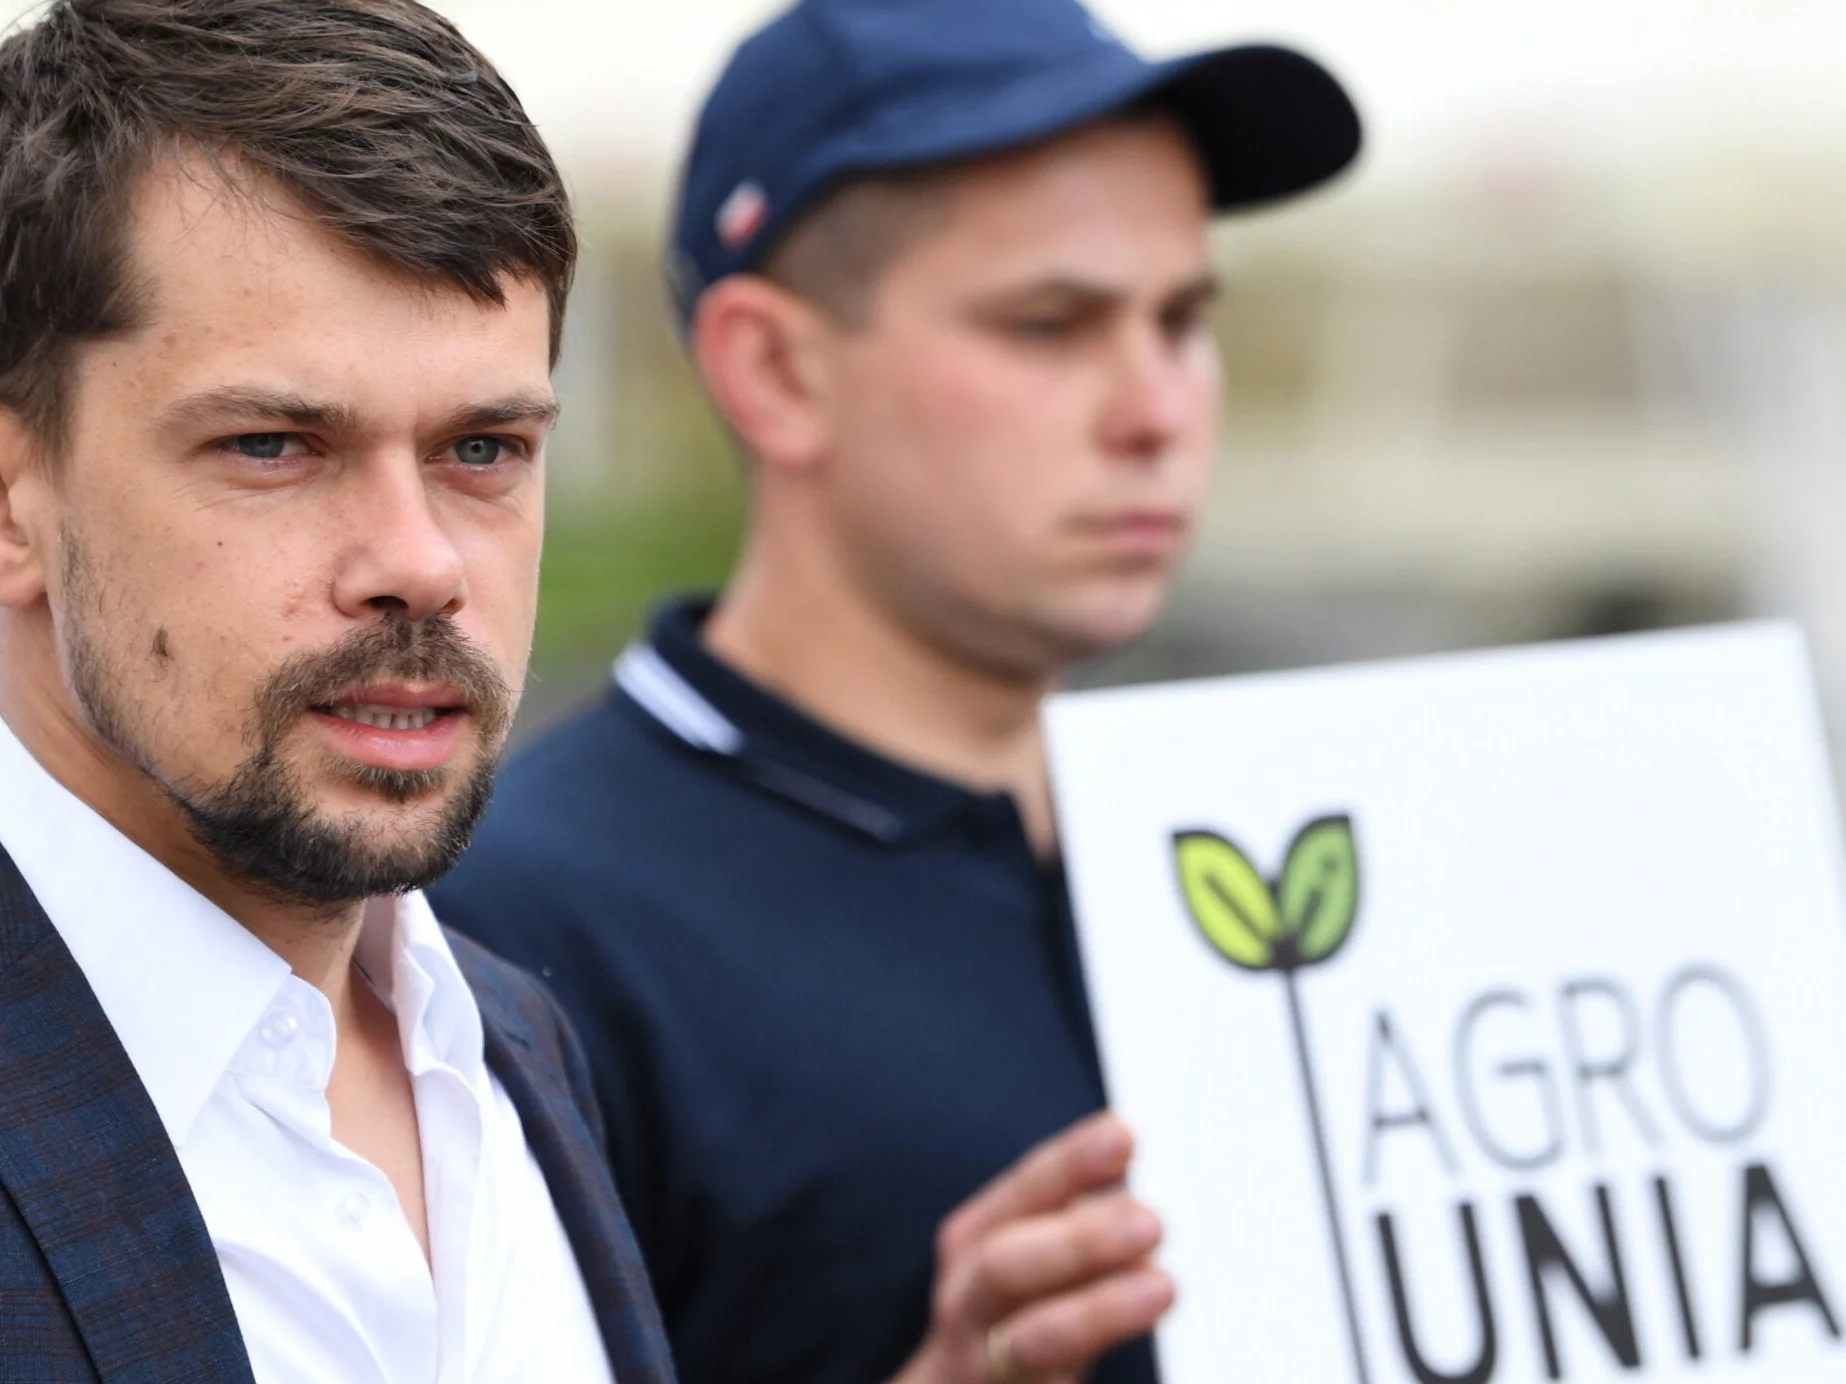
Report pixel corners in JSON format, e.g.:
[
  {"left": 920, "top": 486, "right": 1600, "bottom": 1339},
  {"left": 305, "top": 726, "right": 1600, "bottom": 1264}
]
[
  {"left": 1075, "top": 511, "right": 1189, "bottom": 559},
  {"left": 307, "top": 685, "right": 470, "bottom": 775}
]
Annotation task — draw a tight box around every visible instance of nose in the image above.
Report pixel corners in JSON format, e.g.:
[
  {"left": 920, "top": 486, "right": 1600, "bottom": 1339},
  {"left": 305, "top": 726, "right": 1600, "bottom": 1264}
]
[
  {"left": 331, "top": 459, "right": 467, "bottom": 623},
  {"left": 1098, "top": 321, "right": 1208, "bottom": 466}
]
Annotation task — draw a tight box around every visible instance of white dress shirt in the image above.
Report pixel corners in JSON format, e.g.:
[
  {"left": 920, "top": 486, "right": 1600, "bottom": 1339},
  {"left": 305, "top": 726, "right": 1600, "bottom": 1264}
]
[{"left": 0, "top": 716, "right": 616, "bottom": 1384}]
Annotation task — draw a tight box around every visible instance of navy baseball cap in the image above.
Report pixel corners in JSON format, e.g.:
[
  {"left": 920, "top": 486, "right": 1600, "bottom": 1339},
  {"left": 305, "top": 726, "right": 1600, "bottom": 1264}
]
[{"left": 668, "top": 0, "right": 1361, "bottom": 323}]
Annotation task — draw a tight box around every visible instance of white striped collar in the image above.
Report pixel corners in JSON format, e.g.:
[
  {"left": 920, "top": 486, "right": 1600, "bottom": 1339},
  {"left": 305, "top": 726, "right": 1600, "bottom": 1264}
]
[{"left": 614, "top": 641, "right": 744, "bottom": 755}]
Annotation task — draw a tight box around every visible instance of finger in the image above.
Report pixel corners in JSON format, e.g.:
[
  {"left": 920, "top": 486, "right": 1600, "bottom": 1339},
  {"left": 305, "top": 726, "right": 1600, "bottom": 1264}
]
[
  {"left": 986, "top": 1324, "right": 1077, "bottom": 1384},
  {"left": 953, "top": 1192, "right": 1162, "bottom": 1329},
  {"left": 939, "top": 1112, "right": 1134, "bottom": 1255},
  {"left": 999, "top": 1266, "right": 1176, "bottom": 1377}
]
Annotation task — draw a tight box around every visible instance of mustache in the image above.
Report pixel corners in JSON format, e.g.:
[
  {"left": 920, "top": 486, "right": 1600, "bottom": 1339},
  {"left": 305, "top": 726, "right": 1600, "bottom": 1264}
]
[{"left": 250, "top": 616, "right": 515, "bottom": 752}]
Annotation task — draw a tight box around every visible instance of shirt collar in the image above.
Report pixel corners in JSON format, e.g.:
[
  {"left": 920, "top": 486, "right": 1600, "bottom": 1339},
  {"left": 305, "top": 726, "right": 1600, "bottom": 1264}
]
[
  {"left": 0, "top": 713, "right": 478, "bottom": 1144},
  {"left": 617, "top": 596, "right": 981, "bottom": 844},
  {"left": 360, "top": 890, "right": 485, "bottom": 1082}
]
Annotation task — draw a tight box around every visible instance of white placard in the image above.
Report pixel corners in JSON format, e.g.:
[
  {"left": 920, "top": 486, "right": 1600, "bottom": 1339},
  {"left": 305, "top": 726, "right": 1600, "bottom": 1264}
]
[{"left": 1046, "top": 624, "right": 1846, "bottom": 1384}]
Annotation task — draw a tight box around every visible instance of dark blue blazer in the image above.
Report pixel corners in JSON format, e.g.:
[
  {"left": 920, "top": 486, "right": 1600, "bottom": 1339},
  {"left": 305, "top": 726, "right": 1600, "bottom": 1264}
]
[{"left": 0, "top": 839, "right": 676, "bottom": 1383}]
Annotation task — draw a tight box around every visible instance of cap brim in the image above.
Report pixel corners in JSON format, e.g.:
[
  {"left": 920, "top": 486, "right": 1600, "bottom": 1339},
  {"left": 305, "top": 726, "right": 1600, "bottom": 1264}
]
[
  {"left": 819, "top": 41, "right": 1360, "bottom": 216},
  {"left": 1151, "top": 45, "right": 1363, "bottom": 209}
]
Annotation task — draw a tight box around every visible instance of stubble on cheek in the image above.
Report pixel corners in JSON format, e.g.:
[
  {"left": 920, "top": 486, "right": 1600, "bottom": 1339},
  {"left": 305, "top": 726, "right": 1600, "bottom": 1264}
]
[
  {"left": 57, "top": 519, "right": 268, "bottom": 798},
  {"left": 58, "top": 525, "right": 163, "bottom": 773}
]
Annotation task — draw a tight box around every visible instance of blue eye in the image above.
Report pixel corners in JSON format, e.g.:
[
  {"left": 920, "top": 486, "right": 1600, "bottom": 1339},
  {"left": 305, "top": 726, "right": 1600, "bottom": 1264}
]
[
  {"left": 454, "top": 437, "right": 507, "bottom": 466},
  {"left": 232, "top": 433, "right": 294, "bottom": 459}
]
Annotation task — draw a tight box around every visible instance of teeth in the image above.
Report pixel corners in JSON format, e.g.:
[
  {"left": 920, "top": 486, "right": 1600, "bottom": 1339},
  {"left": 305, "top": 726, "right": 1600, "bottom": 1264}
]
[{"left": 326, "top": 704, "right": 441, "bottom": 731}]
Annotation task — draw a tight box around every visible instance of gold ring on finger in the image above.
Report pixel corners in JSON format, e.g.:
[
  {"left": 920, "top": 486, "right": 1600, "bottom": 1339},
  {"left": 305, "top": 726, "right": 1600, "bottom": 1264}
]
[{"left": 986, "top": 1323, "right": 1025, "bottom": 1384}]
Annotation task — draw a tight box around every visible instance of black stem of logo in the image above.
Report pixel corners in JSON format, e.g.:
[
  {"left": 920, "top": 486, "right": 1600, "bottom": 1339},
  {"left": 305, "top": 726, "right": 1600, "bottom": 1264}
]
[{"left": 1283, "top": 967, "right": 1372, "bottom": 1384}]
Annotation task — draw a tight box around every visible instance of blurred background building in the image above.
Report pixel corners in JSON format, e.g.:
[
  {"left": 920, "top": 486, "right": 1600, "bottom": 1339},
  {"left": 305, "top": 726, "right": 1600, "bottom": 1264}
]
[{"left": 10, "top": 0, "right": 1846, "bottom": 765}]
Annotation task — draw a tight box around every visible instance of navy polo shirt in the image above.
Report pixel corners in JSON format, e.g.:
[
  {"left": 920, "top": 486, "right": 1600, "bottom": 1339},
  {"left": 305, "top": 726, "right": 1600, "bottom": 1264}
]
[{"left": 431, "top": 598, "right": 1159, "bottom": 1384}]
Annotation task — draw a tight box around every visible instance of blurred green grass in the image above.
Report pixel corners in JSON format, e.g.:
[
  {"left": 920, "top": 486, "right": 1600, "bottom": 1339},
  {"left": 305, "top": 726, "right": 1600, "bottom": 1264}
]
[
  {"left": 534, "top": 472, "right": 742, "bottom": 668},
  {"left": 529, "top": 222, "right": 744, "bottom": 679}
]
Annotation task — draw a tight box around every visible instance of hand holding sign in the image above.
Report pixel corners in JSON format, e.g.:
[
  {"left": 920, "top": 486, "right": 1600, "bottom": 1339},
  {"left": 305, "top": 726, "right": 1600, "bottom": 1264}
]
[
  {"left": 889, "top": 1113, "right": 1174, "bottom": 1384},
  {"left": 1047, "top": 625, "right": 1846, "bottom": 1383}
]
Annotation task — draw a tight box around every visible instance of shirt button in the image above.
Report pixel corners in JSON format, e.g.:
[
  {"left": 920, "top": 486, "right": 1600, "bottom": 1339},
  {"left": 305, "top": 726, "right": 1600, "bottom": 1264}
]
[
  {"left": 337, "top": 1192, "right": 371, "bottom": 1229},
  {"left": 260, "top": 1011, "right": 299, "bottom": 1048}
]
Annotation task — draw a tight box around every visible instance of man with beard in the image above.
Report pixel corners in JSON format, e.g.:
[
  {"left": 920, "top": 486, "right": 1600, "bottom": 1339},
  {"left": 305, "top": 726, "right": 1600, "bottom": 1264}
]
[
  {"left": 0, "top": 2, "right": 672, "bottom": 1380},
  {"left": 433, "top": 1, "right": 1361, "bottom": 1382}
]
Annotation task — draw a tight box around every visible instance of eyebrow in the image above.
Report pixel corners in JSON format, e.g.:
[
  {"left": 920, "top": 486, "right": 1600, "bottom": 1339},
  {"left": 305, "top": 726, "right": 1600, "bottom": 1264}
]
[
  {"left": 440, "top": 394, "right": 561, "bottom": 434},
  {"left": 1165, "top": 271, "right": 1224, "bottom": 309},
  {"left": 972, "top": 269, "right": 1223, "bottom": 312},
  {"left": 161, "top": 385, "right": 360, "bottom": 434},
  {"left": 158, "top": 385, "right": 560, "bottom": 436}
]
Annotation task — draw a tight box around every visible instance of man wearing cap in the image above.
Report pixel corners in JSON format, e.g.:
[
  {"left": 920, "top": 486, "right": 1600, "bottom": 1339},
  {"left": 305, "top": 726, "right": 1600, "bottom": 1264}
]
[{"left": 433, "top": 2, "right": 1359, "bottom": 1382}]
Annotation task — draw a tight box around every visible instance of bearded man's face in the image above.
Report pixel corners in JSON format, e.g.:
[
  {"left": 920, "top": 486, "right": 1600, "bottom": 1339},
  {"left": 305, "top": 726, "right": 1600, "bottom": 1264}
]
[{"left": 20, "top": 157, "right": 554, "bottom": 903}]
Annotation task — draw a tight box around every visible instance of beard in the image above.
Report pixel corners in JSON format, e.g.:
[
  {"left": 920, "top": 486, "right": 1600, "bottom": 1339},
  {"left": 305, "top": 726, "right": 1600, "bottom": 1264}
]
[{"left": 61, "top": 533, "right": 516, "bottom": 907}]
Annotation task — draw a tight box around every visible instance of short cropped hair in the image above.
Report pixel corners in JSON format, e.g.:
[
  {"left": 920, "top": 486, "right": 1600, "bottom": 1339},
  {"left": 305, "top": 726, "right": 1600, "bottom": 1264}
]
[
  {"left": 760, "top": 166, "right": 953, "bottom": 330},
  {"left": 0, "top": 0, "right": 576, "bottom": 451},
  {"left": 759, "top": 106, "right": 1179, "bottom": 330}
]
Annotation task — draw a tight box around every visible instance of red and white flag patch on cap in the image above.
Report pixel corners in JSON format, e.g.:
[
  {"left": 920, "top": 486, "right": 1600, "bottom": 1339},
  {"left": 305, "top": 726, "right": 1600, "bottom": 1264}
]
[{"left": 717, "top": 180, "right": 769, "bottom": 250}]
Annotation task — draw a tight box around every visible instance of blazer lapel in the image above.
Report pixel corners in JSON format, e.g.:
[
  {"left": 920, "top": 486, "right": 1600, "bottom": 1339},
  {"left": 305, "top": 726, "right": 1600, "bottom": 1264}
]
[
  {"left": 0, "top": 841, "right": 254, "bottom": 1383},
  {"left": 465, "top": 944, "right": 677, "bottom": 1384}
]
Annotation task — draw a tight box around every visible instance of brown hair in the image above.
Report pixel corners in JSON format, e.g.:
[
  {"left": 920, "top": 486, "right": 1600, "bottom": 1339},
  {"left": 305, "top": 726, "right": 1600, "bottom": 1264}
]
[
  {"left": 0, "top": 0, "right": 575, "bottom": 451},
  {"left": 760, "top": 167, "right": 955, "bottom": 330}
]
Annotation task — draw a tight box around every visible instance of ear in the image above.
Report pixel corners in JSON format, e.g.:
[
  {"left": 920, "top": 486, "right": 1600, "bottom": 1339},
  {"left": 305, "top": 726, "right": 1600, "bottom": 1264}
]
[
  {"left": 0, "top": 408, "right": 52, "bottom": 609},
  {"left": 691, "top": 276, "right": 836, "bottom": 474}
]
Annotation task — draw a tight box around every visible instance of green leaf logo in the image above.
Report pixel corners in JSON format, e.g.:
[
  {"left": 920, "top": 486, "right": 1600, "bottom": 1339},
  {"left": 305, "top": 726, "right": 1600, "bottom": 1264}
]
[
  {"left": 1174, "top": 832, "right": 1282, "bottom": 969},
  {"left": 1175, "top": 815, "right": 1359, "bottom": 973},
  {"left": 1280, "top": 816, "right": 1360, "bottom": 965},
  {"left": 1170, "top": 812, "right": 1371, "bottom": 1383}
]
